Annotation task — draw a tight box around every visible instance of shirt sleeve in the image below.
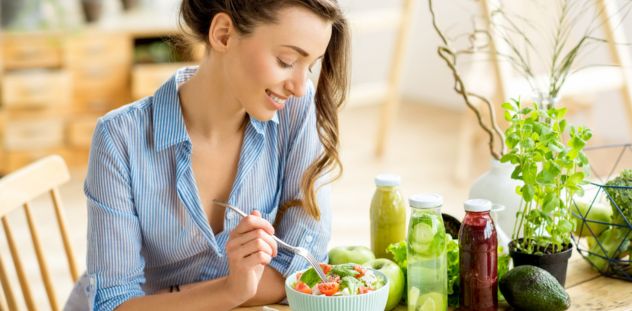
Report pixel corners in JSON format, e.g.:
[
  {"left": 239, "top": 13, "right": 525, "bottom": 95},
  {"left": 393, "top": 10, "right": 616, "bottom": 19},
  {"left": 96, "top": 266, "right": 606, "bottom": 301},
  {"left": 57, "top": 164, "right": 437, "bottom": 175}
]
[
  {"left": 85, "top": 119, "right": 146, "bottom": 311},
  {"left": 268, "top": 82, "right": 333, "bottom": 277}
]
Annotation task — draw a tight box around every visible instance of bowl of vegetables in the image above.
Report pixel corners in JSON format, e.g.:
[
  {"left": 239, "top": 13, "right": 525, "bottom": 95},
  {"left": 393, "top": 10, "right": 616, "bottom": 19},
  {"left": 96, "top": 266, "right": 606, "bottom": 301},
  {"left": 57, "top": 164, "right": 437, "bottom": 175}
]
[{"left": 285, "top": 263, "right": 390, "bottom": 311}]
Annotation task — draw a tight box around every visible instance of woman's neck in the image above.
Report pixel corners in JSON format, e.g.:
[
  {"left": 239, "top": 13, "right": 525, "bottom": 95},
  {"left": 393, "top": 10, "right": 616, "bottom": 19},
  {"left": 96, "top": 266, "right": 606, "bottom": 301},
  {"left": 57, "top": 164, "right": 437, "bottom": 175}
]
[{"left": 178, "top": 58, "right": 247, "bottom": 142}]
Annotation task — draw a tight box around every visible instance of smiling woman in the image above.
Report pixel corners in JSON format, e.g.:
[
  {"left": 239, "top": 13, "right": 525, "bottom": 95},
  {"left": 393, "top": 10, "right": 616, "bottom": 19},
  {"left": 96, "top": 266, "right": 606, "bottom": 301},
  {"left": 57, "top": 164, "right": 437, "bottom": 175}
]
[{"left": 63, "top": 1, "right": 350, "bottom": 311}]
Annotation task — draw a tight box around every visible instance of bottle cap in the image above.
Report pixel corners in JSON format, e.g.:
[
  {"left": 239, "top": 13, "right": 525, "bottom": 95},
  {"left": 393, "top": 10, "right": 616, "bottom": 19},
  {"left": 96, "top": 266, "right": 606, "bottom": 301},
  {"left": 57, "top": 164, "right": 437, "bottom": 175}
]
[
  {"left": 464, "top": 198, "right": 492, "bottom": 212},
  {"left": 409, "top": 193, "right": 443, "bottom": 209},
  {"left": 374, "top": 174, "right": 401, "bottom": 187}
]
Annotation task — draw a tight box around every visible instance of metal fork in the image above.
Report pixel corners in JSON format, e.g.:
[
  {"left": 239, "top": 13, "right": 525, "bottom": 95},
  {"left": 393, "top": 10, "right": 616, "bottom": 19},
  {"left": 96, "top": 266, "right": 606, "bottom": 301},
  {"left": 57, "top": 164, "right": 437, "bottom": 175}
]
[{"left": 213, "top": 200, "right": 328, "bottom": 282}]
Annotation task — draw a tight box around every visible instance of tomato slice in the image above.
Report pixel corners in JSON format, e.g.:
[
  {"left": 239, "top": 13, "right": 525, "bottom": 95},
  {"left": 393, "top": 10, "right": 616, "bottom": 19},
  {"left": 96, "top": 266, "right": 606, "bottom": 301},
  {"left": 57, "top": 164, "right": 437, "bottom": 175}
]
[
  {"left": 294, "top": 281, "right": 312, "bottom": 294},
  {"left": 317, "top": 282, "right": 340, "bottom": 296},
  {"left": 353, "top": 265, "right": 366, "bottom": 278},
  {"left": 319, "top": 263, "right": 332, "bottom": 275},
  {"left": 358, "top": 286, "right": 372, "bottom": 294}
]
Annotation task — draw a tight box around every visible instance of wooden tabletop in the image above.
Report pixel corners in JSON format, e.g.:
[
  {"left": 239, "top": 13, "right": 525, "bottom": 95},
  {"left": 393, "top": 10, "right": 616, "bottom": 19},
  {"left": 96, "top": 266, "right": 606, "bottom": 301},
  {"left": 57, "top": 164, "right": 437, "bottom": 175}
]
[{"left": 235, "top": 253, "right": 632, "bottom": 311}]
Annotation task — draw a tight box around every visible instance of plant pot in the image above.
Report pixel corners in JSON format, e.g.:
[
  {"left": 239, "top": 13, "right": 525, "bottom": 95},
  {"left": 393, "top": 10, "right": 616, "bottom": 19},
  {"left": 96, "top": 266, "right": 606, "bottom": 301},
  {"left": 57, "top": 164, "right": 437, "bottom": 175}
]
[
  {"left": 509, "top": 240, "right": 572, "bottom": 286},
  {"left": 81, "top": 0, "right": 103, "bottom": 23}
]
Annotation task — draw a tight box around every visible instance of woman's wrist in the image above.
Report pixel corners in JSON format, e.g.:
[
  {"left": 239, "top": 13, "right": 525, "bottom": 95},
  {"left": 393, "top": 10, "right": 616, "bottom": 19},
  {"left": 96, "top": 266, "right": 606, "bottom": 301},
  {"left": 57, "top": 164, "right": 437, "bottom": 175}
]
[{"left": 221, "top": 277, "right": 250, "bottom": 307}]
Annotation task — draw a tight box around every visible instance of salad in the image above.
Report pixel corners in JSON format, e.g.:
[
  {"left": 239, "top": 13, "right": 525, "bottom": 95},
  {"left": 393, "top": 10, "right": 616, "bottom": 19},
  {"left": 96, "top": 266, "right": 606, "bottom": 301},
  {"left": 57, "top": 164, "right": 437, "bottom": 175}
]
[{"left": 291, "top": 263, "right": 385, "bottom": 296}]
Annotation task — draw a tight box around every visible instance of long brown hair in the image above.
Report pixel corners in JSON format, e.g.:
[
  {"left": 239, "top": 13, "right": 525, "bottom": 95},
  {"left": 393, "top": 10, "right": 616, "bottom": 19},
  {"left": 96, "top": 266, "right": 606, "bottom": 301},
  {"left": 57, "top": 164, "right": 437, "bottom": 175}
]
[{"left": 179, "top": 0, "right": 350, "bottom": 221}]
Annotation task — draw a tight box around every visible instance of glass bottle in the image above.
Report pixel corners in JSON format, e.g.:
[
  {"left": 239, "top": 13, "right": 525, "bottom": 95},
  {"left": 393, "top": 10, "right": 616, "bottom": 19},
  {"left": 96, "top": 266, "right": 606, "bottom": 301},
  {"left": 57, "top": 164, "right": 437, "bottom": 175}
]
[
  {"left": 459, "top": 199, "right": 498, "bottom": 311},
  {"left": 370, "top": 174, "right": 406, "bottom": 260},
  {"left": 407, "top": 193, "right": 447, "bottom": 311}
]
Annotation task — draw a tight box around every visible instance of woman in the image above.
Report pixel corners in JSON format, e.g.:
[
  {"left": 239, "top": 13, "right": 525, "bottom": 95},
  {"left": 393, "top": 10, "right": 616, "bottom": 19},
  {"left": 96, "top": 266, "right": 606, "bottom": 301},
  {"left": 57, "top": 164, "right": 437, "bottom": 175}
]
[{"left": 64, "top": 0, "right": 349, "bottom": 310}]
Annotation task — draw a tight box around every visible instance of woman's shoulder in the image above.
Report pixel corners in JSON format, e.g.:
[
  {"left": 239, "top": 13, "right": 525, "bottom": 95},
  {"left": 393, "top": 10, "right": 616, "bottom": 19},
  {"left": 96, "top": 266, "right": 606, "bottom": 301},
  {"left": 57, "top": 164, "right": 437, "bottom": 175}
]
[{"left": 99, "top": 97, "right": 152, "bottom": 124}]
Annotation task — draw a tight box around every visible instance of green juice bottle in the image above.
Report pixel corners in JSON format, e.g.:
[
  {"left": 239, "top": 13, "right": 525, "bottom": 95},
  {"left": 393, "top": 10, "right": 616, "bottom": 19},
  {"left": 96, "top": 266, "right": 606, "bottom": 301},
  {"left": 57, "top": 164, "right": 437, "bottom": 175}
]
[
  {"left": 370, "top": 174, "right": 406, "bottom": 260},
  {"left": 407, "top": 193, "right": 448, "bottom": 311}
]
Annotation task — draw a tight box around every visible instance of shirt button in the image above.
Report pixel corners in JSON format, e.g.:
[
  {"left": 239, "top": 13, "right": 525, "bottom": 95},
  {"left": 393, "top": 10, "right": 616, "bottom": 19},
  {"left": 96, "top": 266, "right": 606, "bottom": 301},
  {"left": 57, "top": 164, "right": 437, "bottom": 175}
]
[
  {"left": 226, "top": 211, "right": 234, "bottom": 220},
  {"left": 305, "top": 235, "right": 313, "bottom": 243}
]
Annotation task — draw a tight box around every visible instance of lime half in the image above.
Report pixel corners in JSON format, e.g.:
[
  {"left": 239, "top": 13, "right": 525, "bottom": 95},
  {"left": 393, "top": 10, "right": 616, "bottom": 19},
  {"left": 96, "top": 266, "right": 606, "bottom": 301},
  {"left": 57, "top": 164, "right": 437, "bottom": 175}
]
[{"left": 415, "top": 292, "right": 445, "bottom": 311}]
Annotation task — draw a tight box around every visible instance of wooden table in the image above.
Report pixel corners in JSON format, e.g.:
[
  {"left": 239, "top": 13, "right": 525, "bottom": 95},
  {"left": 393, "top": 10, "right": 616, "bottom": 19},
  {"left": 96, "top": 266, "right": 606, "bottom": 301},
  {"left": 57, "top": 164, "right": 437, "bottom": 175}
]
[{"left": 236, "top": 253, "right": 632, "bottom": 311}]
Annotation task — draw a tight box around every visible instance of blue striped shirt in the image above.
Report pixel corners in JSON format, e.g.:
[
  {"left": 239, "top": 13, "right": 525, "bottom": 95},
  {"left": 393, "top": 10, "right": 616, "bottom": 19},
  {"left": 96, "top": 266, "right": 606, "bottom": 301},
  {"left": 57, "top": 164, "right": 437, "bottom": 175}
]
[{"left": 65, "top": 66, "right": 332, "bottom": 311}]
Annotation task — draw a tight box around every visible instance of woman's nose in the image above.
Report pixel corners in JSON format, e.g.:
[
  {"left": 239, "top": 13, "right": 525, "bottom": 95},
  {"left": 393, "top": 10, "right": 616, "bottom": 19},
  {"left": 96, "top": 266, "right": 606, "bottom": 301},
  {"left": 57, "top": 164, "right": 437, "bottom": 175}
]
[{"left": 284, "top": 70, "right": 308, "bottom": 97}]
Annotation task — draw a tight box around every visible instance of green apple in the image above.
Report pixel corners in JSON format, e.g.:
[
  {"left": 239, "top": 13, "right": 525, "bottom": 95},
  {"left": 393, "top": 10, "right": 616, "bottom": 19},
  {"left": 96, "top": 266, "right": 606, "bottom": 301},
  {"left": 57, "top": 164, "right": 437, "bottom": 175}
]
[
  {"left": 572, "top": 200, "right": 612, "bottom": 237},
  {"left": 363, "top": 258, "right": 405, "bottom": 311},
  {"left": 328, "top": 245, "right": 376, "bottom": 265}
]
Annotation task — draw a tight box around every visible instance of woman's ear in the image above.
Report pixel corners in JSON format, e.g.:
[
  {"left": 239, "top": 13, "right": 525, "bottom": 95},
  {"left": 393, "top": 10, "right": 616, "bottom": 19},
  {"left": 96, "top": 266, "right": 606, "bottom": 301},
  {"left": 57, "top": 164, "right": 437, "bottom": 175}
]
[{"left": 208, "top": 12, "right": 234, "bottom": 52}]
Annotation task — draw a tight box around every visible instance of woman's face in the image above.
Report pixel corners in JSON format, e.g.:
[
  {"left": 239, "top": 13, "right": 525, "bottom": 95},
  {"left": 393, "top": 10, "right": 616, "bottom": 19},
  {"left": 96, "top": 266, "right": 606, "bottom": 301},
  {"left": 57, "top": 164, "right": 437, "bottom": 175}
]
[{"left": 224, "top": 6, "right": 332, "bottom": 121}]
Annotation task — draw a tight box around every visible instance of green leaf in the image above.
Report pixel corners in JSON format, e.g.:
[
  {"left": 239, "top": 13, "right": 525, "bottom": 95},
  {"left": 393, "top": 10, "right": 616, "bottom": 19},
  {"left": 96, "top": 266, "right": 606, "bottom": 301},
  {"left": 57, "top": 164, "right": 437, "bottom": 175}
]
[
  {"left": 340, "top": 276, "right": 362, "bottom": 295},
  {"left": 300, "top": 268, "right": 322, "bottom": 288},
  {"left": 522, "top": 184, "right": 535, "bottom": 202},
  {"left": 502, "top": 101, "right": 517, "bottom": 112},
  {"left": 331, "top": 264, "right": 359, "bottom": 278},
  {"left": 558, "top": 219, "right": 574, "bottom": 234},
  {"left": 386, "top": 241, "right": 407, "bottom": 274},
  {"left": 542, "top": 192, "right": 559, "bottom": 213}
]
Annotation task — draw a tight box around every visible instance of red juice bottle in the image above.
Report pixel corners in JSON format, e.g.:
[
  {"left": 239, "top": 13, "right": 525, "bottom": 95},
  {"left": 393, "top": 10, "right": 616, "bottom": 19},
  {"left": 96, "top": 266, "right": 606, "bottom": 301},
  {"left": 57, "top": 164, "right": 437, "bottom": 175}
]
[{"left": 459, "top": 199, "right": 497, "bottom": 311}]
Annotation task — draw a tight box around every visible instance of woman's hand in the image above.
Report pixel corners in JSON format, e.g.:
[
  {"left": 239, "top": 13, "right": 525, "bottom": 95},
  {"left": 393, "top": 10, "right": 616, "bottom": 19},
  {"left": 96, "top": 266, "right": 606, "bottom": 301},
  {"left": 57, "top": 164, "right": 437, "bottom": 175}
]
[{"left": 225, "top": 210, "right": 278, "bottom": 303}]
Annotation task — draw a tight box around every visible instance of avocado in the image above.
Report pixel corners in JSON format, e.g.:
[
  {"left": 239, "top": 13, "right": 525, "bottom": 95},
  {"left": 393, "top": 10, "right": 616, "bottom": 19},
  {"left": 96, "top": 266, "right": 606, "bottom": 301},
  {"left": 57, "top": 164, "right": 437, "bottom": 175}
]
[{"left": 499, "top": 265, "right": 570, "bottom": 311}]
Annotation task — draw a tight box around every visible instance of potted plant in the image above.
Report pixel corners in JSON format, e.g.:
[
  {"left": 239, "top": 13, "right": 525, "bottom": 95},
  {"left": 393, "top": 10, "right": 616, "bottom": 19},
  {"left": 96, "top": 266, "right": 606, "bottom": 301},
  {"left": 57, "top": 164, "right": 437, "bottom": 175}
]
[{"left": 500, "top": 98, "right": 592, "bottom": 285}]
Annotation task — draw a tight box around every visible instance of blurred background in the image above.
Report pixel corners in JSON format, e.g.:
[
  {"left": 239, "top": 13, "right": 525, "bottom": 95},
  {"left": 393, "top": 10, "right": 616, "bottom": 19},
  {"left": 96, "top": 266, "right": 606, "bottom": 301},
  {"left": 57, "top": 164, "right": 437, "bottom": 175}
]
[{"left": 0, "top": 0, "right": 631, "bottom": 309}]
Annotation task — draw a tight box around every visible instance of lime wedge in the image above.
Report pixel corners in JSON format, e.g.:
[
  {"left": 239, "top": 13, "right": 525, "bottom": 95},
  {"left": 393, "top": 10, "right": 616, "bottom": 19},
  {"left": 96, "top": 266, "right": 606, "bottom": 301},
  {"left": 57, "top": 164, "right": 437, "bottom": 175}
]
[
  {"left": 415, "top": 292, "right": 445, "bottom": 311},
  {"left": 408, "top": 287, "right": 420, "bottom": 307}
]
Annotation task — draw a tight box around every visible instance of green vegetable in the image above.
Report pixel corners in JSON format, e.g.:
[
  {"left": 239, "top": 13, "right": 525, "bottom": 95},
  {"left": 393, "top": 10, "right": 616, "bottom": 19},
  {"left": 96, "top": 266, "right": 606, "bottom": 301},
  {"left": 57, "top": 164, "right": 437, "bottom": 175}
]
[
  {"left": 386, "top": 241, "right": 407, "bottom": 275},
  {"left": 299, "top": 267, "right": 322, "bottom": 288},
  {"left": 586, "top": 227, "right": 630, "bottom": 271},
  {"left": 584, "top": 169, "right": 632, "bottom": 272},
  {"left": 445, "top": 234, "right": 460, "bottom": 307},
  {"left": 340, "top": 276, "right": 363, "bottom": 295},
  {"left": 500, "top": 265, "right": 570, "bottom": 311},
  {"left": 330, "top": 263, "right": 360, "bottom": 278},
  {"left": 605, "top": 169, "right": 632, "bottom": 226}
]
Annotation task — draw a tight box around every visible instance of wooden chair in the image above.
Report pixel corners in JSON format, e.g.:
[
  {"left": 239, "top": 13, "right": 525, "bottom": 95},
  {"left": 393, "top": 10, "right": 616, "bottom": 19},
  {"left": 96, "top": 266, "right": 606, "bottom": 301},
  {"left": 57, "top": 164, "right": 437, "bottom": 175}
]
[{"left": 0, "top": 155, "right": 79, "bottom": 311}]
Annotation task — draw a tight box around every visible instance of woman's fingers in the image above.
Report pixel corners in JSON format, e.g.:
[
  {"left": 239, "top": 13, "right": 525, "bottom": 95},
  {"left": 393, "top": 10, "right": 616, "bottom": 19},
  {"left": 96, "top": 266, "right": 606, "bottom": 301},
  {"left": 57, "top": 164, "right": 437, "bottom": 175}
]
[
  {"left": 229, "top": 237, "right": 274, "bottom": 261},
  {"left": 243, "top": 250, "right": 273, "bottom": 266},
  {"left": 232, "top": 210, "right": 275, "bottom": 236},
  {"left": 226, "top": 228, "right": 277, "bottom": 256}
]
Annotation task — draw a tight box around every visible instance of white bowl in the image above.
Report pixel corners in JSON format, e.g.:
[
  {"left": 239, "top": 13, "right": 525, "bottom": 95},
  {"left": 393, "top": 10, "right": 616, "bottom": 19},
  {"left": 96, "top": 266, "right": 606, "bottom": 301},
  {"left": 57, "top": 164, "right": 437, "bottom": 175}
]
[{"left": 284, "top": 268, "right": 390, "bottom": 311}]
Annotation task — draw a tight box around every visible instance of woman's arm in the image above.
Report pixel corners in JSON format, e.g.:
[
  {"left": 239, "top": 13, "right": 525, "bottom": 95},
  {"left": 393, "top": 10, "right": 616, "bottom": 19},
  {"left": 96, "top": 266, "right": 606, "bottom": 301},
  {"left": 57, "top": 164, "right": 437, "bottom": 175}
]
[
  {"left": 117, "top": 212, "right": 283, "bottom": 311},
  {"left": 117, "top": 277, "right": 240, "bottom": 311}
]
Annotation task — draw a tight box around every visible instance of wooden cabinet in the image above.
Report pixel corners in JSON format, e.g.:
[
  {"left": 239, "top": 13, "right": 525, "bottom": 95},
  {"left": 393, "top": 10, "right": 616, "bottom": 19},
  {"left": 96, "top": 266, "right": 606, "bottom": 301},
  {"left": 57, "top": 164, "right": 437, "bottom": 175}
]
[
  {"left": 132, "top": 63, "right": 191, "bottom": 99},
  {"left": 65, "top": 32, "right": 132, "bottom": 113},
  {"left": 0, "top": 28, "right": 201, "bottom": 174},
  {"left": 2, "top": 33, "right": 63, "bottom": 69},
  {"left": 2, "top": 70, "right": 71, "bottom": 109}
]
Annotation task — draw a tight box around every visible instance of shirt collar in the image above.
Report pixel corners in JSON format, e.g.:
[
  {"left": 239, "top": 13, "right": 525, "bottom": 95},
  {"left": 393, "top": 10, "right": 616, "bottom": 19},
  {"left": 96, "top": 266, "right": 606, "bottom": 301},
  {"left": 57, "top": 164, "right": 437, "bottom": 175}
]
[
  {"left": 152, "top": 67, "right": 191, "bottom": 151},
  {"left": 152, "top": 66, "right": 279, "bottom": 150}
]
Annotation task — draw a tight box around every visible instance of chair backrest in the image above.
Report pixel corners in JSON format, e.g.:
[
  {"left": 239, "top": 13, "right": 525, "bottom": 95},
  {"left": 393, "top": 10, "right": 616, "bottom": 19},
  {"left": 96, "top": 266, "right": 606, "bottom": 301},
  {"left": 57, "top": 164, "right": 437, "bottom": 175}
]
[{"left": 0, "top": 155, "right": 78, "bottom": 311}]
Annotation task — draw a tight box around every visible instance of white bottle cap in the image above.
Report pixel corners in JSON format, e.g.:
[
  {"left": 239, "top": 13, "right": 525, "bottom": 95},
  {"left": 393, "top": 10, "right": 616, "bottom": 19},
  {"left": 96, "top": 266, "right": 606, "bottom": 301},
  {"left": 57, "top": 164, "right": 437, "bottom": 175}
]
[
  {"left": 409, "top": 193, "right": 443, "bottom": 209},
  {"left": 464, "top": 198, "right": 492, "bottom": 212},
  {"left": 374, "top": 174, "right": 401, "bottom": 187}
]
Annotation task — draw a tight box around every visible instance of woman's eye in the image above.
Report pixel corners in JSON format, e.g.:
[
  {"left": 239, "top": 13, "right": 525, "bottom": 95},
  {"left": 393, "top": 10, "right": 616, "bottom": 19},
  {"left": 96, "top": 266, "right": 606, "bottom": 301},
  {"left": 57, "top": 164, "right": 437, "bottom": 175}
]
[{"left": 277, "top": 58, "right": 294, "bottom": 69}]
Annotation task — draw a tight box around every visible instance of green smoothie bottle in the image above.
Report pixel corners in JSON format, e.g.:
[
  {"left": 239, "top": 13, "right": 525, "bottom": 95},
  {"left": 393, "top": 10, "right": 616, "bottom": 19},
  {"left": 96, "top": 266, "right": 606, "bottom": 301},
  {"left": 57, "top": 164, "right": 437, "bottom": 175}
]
[
  {"left": 370, "top": 174, "right": 407, "bottom": 260},
  {"left": 407, "top": 193, "right": 448, "bottom": 311}
]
